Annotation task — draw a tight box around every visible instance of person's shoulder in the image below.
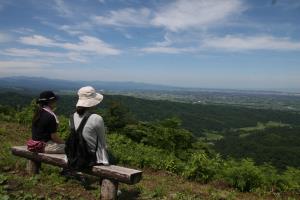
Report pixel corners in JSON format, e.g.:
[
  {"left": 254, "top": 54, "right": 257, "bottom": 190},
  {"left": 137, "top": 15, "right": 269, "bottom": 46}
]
[
  {"left": 90, "top": 114, "right": 103, "bottom": 124},
  {"left": 40, "top": 109, "right": 54, "bottom": 119},
  {"left": 89, "top": 113, "right": 103, "bottom": 122}
]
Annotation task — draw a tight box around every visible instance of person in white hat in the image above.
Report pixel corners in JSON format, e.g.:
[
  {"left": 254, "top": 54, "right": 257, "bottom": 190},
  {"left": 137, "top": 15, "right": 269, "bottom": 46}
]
[{"left": 71, "top": 86, "right": 109, "bottom": 165}]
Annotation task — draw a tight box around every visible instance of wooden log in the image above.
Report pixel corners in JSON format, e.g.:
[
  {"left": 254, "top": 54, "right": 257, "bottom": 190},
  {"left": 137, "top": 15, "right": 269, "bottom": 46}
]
[
  {"left": 11, "top": 146, "right": 68, "bottom": 168},
  {"left": 100, "top": 179, "right": 118, "bottom": 200},
  {"left": 92, "top": 165, "right": 142, "bottom": 184},
  {"left": 26, "top": 159, "right": 40, "bottom": 175},
  {"left": 11, "top": 146, "right": 142, "bottom": 184}
]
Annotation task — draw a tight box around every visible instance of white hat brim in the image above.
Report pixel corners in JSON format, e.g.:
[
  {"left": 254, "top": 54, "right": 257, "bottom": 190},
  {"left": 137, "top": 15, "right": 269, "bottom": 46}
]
[{"left": 76, "top": 93, "right": 103, "bottom": 107}]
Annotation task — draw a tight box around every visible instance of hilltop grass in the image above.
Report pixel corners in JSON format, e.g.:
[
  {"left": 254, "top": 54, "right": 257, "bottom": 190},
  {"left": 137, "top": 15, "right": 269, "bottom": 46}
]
[{"left": 1, "top": 121, "right": 299, "bottom": 200}]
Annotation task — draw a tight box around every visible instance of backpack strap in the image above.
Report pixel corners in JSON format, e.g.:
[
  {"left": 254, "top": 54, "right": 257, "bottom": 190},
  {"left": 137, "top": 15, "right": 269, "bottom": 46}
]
[
  {"left": 77, "top": 113, "right": 92, "bottom": 132},
  {"left": 95, "top": 135, "right": 99, "bottom": 153},
  {"left": 69, "top": 114, "right": 75, "bottom": 130},
  {"left": 70, "top": 113, "right": 92, "bottom": 132},
  {"left": 70, "top": 112, "right": 98, "bottom": 153}
]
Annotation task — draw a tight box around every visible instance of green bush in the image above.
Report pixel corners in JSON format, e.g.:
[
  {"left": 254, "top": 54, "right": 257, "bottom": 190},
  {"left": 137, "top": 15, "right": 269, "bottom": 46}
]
[
  {"left": 183, "top": 152, "right": 223, "bottom": 183},
  {"left": 15, "top": 100, "right": 36, "bottom": 125},
  {"left": 276, "top": 167, "right": 300, "bottom": 192},
  {"left": 57, "top": 115, "right": 69, "bottom": 140},
  {"left": 122, "top": 119, "right": 194, "bottom": 155},
  {"left": 107, "top": 134, "right": 184, "bottom": 173},
  {"left": 221, "top": 159, "right": 264, "bottom": 192},
  {"left": 258, "top": 163, "right": 279, "bottom": 192},
  {"left": 0, "top": 105, "right": 18, "bottom": 122}
]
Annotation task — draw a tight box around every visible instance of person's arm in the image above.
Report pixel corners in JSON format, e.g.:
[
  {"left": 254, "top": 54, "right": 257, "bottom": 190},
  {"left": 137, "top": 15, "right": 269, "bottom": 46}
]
[
  {"left": 95, "top": 116, "right": 108, "bottom": 149},
  {"left": 51, "top": 133, "right": 65, "bottom": 144}
]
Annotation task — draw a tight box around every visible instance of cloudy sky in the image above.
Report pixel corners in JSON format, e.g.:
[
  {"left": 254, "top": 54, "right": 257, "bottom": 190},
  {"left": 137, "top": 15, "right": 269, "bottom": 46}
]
[{"left": 0, "top": 0, "right": 300, "bottom": 91}]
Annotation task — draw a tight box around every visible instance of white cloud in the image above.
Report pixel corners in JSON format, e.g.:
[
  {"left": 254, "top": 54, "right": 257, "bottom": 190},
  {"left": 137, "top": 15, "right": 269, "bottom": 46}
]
[
  {"left": 58, "top": 22, "right": 93, "bottom": 35},
  {"left": 19, "top": 35, "right": 121, "bottom": 55},
  {"left": 53, "top": 0, "right": 73, "bottom": 17},
  {"left": 0, "top": 48, "right": 87, "bottom": 63},
  {"left": 35, "top": 18, "right": 91, "bottom": 36},
  {"left": 153, "top": 33, "right": 173, "bottom": 47},
  {"left": 0, "top": 60, "right": 52, "bottom": 77},
  {"left": 92, "top": 8, "right": 152, "bottom": 27},
  {"left": 141, "top": 46, "right": 194, "bottom": 54},
  {"left": 59, "top": 25, "right": 84, "bottom": 35},
  {"left": 142, "top": 34, "right": 300, "bottom": 54},
  {"left": 202, "top": 35, "right": 300, "bottom": 51},
  {"left": 11, "top": 28, "right": 34, "bottom": 35},
  {"left": 2, "top": 48, "right": 62, "bottom": 57},
  {"left": 19, "top": 35, "right": 56, "bottom": 46},
  {"left": 67, "top": 52, "right": 87, "bottom": 62},
  {"left": 152, "top": 0, "right": 245, "bottom": 31},
  {"left": 0, "top": 61, "right": 43, "bottom": 69},
  {"left": 61, "top": 36, "right": 121, "bottom": 55},
  {"left": 91, "top": 0, "right": 245, "bottom": 31}
]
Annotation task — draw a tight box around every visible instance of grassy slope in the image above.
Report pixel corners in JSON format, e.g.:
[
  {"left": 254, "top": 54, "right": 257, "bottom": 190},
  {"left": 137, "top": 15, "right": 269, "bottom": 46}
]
[{"left": 1, "top": 121, "right": 299, "bottom": 200}]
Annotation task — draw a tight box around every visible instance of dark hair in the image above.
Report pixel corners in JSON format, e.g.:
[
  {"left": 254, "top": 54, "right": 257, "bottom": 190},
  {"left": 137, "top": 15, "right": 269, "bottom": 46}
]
[
  {"left": 76, "top": 106, "right": 88, "bottom": 116},
  {"left": 32, "top": 102, "right": 47, "bottom": 125},
  {"left": 33, "top": 91, "right": 58, "bottom": 125}
]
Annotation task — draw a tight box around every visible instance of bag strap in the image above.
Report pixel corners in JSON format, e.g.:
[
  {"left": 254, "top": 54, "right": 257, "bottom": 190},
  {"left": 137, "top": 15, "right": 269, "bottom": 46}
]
[
  {"left": 69, "top": 113, "right": 92, "bottom": 133},
  {"left": 77, "top": 113, "right": 92, "bottom": 132},
  {"left": 95, "top": 135, "right": 99, "bottom": 153},
  {"left": 69, "top": 114, "right": 75, "bottom": 130}
]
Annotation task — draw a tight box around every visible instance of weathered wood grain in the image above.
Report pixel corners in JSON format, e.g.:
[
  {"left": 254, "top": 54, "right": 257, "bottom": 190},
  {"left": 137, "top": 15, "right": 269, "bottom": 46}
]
[
  {"left": 100, "top": 179, "right": 118, "bottom": 200},
  {"left": 26, "top": 159, "right": 40, "bottom": 175}
]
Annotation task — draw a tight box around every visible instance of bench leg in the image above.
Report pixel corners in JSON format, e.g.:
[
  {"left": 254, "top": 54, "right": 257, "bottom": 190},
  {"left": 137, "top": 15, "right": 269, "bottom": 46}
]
[
  {"left": 100, "top": 179, "right": 118, "bottom": 200},
  {"left": 26, "top": 160, "right": 41, "bottom": 175}
]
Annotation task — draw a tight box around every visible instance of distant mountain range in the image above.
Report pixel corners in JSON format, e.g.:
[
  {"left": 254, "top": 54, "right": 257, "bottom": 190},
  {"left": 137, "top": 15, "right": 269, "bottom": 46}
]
[
  {"left": 0, "top": 76, "right": 299, "bottom": 96},
  {"left": 0, "top": 76, "right": 181, "bottom": 92}
]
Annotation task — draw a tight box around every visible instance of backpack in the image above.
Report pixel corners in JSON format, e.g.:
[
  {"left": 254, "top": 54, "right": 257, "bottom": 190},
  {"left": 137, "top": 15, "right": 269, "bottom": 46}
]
[{"left": 65, "top": 113, "right": 98, "bottom": 170}]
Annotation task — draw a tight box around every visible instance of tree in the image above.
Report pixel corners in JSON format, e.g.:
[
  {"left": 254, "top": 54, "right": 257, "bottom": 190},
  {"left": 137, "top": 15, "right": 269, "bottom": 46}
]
[{"left": 104, "top": 100, "right": 136, "bottom": 132}]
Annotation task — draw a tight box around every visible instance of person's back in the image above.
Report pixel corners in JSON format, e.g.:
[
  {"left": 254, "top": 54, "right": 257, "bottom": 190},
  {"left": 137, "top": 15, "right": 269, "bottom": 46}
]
[
  {"left": 32, "top": 108, "right": 57, "bottom": 142},
  {"left": 29, "top": 91, "right": 65, "bottom": 153},
  {"left": 72, "top": 112, "right": 109, "bottom": 165},
  {"left": 65, "top": 86, "right": 110, "bottom": 169}
]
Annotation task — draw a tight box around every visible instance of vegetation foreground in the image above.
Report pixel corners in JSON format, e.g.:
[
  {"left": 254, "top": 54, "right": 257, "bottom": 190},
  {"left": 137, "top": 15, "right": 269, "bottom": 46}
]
[
  {"left": 0, "top": 93, "right": 300, "bottom": 199},
  {"left": 0, "top": 122, "right": 298, "bottom": 200}
]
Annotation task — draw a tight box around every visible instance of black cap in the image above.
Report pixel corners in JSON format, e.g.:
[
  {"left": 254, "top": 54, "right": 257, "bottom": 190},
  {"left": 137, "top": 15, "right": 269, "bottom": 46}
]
[{"left": 37, "top": 91, "right": 58, "bottom": 103}]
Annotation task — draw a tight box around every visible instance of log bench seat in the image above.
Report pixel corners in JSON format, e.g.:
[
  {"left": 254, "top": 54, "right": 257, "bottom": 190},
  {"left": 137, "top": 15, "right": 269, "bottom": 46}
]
[{"left": 11, "top": 146, "right": 142, "bottom": 200}]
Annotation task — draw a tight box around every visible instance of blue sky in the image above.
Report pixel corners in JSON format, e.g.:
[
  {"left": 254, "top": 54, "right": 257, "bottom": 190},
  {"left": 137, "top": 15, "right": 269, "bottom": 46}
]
[{"left": 0, "top": 0, "right": 300, "bottom": 91}]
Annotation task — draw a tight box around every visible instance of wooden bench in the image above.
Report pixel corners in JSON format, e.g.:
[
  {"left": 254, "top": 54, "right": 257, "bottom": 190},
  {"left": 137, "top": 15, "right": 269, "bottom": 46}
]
[{"left": 11, "top": 146, "right": 142, "bottom": 200}]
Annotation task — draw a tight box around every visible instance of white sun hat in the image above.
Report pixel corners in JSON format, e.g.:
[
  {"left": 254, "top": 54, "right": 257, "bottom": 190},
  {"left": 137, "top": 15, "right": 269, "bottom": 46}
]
[{"left": 76, "top": 86, "right": 103, "bottom": 107}]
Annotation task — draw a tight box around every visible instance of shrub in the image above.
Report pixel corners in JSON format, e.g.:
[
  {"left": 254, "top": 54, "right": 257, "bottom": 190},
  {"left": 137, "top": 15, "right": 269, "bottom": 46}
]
[
  {"left": 15, "top": 100, "right": 36, "bottom": 125},
  {"left": 221, "top": 159, "right": 264, "bottom": 192},
  {"left": 183, "top": 152, "right": 223, "bottom": 183},
  {"left": 122, "top": 119, "right": 194, "bottom": 154},
  {"left": 276, "top": 167, "right": 300, "bottom": 192},
  {"left": 107, "top": 134, "right": 184, "bottom": 173},
  {"left": 57, "top": 115, "right": 69, "bottom": 140},
  {"left": 259, "top": 163, "right": 280, "bottom": 191}
]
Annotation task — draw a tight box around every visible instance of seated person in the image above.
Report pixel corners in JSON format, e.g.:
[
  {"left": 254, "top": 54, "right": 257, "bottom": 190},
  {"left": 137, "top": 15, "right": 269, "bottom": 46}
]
[{"left": 30, "top": 91, "right": 65, "bottom": 153}]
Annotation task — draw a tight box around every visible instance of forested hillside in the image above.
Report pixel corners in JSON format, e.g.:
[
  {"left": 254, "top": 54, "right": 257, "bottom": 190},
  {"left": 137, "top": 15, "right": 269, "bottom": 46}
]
[
  {"left": 2, "top": 91, "right": 300, "bottom": 135},
  {"left": 1, "top": 91, "right": 300, "bottom": 199},
  {"left": 1, "top": 91, "right": 300, "bottom": 169},
  {"left": 214, "top": 125, "right": 300, "bottom": 169}
]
